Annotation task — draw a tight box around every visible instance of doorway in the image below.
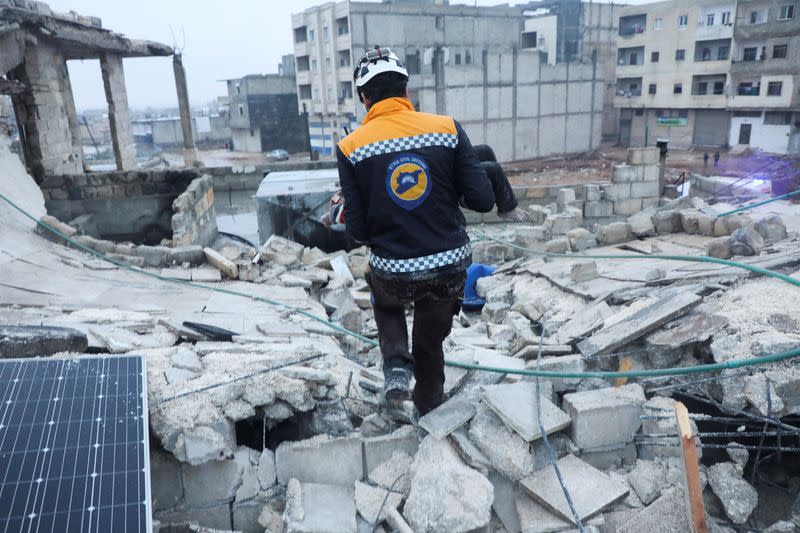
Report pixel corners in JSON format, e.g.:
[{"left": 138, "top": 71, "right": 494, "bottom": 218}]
[{"left": 738, "top": 123, "right": 752, "bottom": 145}]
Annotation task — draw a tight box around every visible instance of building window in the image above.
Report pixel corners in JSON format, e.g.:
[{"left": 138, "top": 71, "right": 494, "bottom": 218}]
[
  {"left": 675, "top": 49, "right": 685, "bottom": 61},
  {"left": 294, "top": 26, "right": 308, "bottom": 43},
  {"left": 678, "top": 15, "right": 688, "bottom": 28},
  {"left": 313, "top": 87, "right": 320, "bottom": 102},
  {"left": 701, "top": 48, "right": 711, "bottom": 61},
  {"left": 235, "top": 84, "right": 241, "bottom": 95},
  {"left": 713, "top": 81, "right": 725, "bottom": 95},
  {"left": 308, "top": 28, "right": 315, "bottom": 41},
  {"left": 455, "top": 53, "right": 461, "bottom": 65},
  {"left": 674, "top": 83, "right": 683, "bottom": 94},
  {"left": 742, "top": 47, "right": 758, "bottom": 61},
  {"left": 767, "top": 81, "right": 783, "bottom": 96},
  {"left": 337, "top": 17, "right": 349, "bottom": 35},
  {"left": 323, "top": 26, "right": 329, "bottom": 41},
  {"left": 435, "top": 16, "right": 444, "bottom": 29},
  {"left": 722, "top": 11, "right": 732, "bottom": 25},
  {"left": 651, "top": 51, "right": 659, "bottom": 62},
  {"left": 648, "top": 83, "right": 657, "bottom": 95},
  {"left": 338, "top": 52, "right": 351, "bottom": 68},
  {"left": 706, "top": 13, "right": 715, "bottom": 26},
  {"left": 773, "top": 44, "right": 788, "bottom": 59},
  {"left": 635, "top": 109, "right": 644, "bottom": 116},
  {"left": 339, "top": 82, "right": 352, "bottom": 101},
  {"left": 325, "top": 57, "right": 331, "bottom": 70},
  {"left": 299, "top": 84, "right": 312, "bottom": 99},
  {"left": 312, "top": 59, "right": 318, "bottom": 72},
  {"left": 696, "top": 82, "right": 708, "bottom": 95},
  {"left": 406, "top": 51, "right": 420, "bottom": 74},
  {"left": 238, "top": 104, "right": 244, "bottom": 116},
  {"left": 522, "top": 31, "right": 538, "bottom": 49},
  {"left": 327, "top": 88, "right": 334, "bottom": 102},
  {"left": 465, "top": 50, "right": 472, "bottom": 64},
  {"left": 718, "top": 46, "right": 730, "bottom": 60},
  {"left": 778, "top": 5, "right": 795, "bottom": 20},
  {"left": 296, "top": 56, "right": 310, "bottom": 71},
  {"left": 749, "top": 11, "right": 762, "bottom": 24},
  {"left": 765, "top": 112, "right": 792, "bottom": 125},
  {"left": 250, "top": 129, "right": 255, "bottom": 137},
  {"left": 678, "top": 110, "right": 688, "bottom": 118},
  {"left": 737, "top": 82, "right": 760, "bottom": 96},
  {"left": 654, "top": 18, "right": 662, "bottom": 30}
]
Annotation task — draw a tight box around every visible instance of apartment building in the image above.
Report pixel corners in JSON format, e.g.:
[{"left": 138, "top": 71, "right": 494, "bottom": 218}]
[
  {"left": 613, "top": 0, "right": 800, "bottom": 155},
  {"left": 291, "top": 0, "right": 619, "bottom": 160},
  {"left": 614, "top": 0, "right": 736, "bottom": 150},
  {"left": 728, "top": 0, "right": 800, "bottom": 154}
]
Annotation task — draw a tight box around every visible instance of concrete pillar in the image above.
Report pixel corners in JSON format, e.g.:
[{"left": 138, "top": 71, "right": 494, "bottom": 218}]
[
  {"left": 57, "top": 59, "right": 85, "bottom": 171},
  {"left": 10, "top": 41, "right": 83, "bottom": 181},
  {"left": 100, "top": 53, "right": 137, "bottom": 170},
  {"left": 172, "top": 54, "right": 199, "bottom": 166}
]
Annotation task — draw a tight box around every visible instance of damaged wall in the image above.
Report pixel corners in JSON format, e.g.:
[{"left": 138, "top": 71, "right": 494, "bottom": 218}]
[{"left": 172, "top": 174, "right": 218, "bottom": 248}]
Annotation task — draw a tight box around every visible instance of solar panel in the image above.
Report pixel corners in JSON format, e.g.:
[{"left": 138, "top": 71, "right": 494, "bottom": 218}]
[{"left": 0, "top": 355, "right": 152, "bottom": 533}]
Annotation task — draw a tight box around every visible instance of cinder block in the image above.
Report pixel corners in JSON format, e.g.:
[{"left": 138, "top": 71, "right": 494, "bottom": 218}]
[
  {"left": 562, "top": 384, "right": 646, "bottom": 449},
  {"left": 642, "top": 164, "right": 660, "bottom": 181},
  {"left": 276, "top": 435, "right": 363, "bottom": 486},
  {"left": 604, "top": 183, "right": 631, "bottom": 201},
  {"left": 630, "top": 181, "right": 660, "bottom": 198},
  {"left": 613, "top": 198, "right": 643, "bottom": 216},
  {"left": 641, "top": 197, "right": 660, "bottom": 210},
  {"left": 627, "top": 147, "right": 660, "bottom": 165},
  {"left": 584, "top": 200, "right": 614, "bottom": 218},
  {"left": 612, "top": 164, "right": 644, "bottom": 183},
  {"left": 585, "top": 184, "right": 602, "bottom": 202}
]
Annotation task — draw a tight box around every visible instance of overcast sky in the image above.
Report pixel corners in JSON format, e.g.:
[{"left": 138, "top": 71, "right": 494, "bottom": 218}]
[{"left": 49, "top": 0, "right": 649, "bottom": 111}]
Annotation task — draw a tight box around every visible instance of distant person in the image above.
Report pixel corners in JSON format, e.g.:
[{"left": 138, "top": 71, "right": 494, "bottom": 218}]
[
  {"left": 703, "top": 152, "right": 709, "bottom": 168},
  {"left": 330, "top": 47, "right": 528, "bottom": 421},
  {"left": 714, "top": 151, "right": 720, "bottom": 168}
]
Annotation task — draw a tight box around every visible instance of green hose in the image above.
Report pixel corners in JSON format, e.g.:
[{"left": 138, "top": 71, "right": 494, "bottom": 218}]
[
  {"left": 2, "top": 190, "right": 799, "bottom": 380},
  {"left": 717, "top": 188, "right": 800, "bottom": 217}
]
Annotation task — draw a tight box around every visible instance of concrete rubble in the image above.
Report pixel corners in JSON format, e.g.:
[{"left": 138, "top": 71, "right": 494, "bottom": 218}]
[{"left": 3, "top": 140, "right": 800, "bottom": 532}]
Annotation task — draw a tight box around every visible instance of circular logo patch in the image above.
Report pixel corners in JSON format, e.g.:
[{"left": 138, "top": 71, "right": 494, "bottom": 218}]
[{"left": 385, "top": 154, "right": 431, "bottom": 211}]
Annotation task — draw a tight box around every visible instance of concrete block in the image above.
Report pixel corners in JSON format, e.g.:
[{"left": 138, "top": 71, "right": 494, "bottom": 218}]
[
  {"left": 570, "top": 261, "right": 598, "bottom": 283},
  {"left": 599, "top": 222, "right": 632, "bottom": 245},
  {"left": 136, "top": 245, "right": 171, "bottom": 267},
  {"left": 566, "top": 228, "right": 597, "bottom": 251},
  {"left": 627, "top": 147, "right": 660, "bottom": 165},
  {"left": 545, "top": 237, "right": 570, "bottom": 253},
  {"left": 730, "top": 226, "right": 764, "bottom": 256},
  {"left": 544, "top": 212, "right": 580, "bottom": 235},
  {"left": 754, "top": 214, "right": 788, "bottom": 243},
  {"left": 150, "top": 450, "right": 184, "bottom": 511},
  {"left": 204, "top": 247, "right": 238, "bottom": 279},
  {"left": 580, "top": 442, "right": 637, "bottom": 471},
  {"left": 603, "top": 183, "right": 631, "bottom": 201},
  {"left": 630, "top": 181, "right": 660, "bottom": 198},
  {"left": 284, "top": 480, "right": 357, "bottom": 533},
  {"left": 181, "top": 455, "right": 244, "bottom": 508},
  {"left": 481, "top": 381, "right": 571, "bottom": 442},
  {"left": 363, "top": 425, "right": 419, "bottom": 472},
  {"left": 613, "top": 198, "right": 643, "bottom": 216},
  {"left": 585, "top": 184, "right": 602, "bottom": 202},
  {"left": 627, "top": 211, "right": 655, "bottom": 237},
  {"left": 515, "top": 225, "right": 550, "bottom": 247},
  {"left": 707, "top": 462, "right": 758, "bottom": 524},
  {"left": 583, "top": 200, "right": 614, "bottom": 218},
  {"left": 168, "top": 245, "right": 204, "bottom": 265},
  {"left": 418, "top": 397, "right": 476, "bottom": 439},
  {"left": 0, "top": 325, "right": 88, "bottom": 358},
  {"left": 706, "top": 236, "right": 732, "bottom": 259},
  {"left": 612, "top": 164, "right": 644, "bottom": 183},
  {"left": 556, "top": 188, "right": 577, "bottom": 212},
  {"left": 469, "top": 402, "right": 534, "bottom": 481},
  {"left": 652, "top": 210, "right": 681, "bottom": 234},
  {"left": 562, "top": 384, "right": 646, "bottom": 449},
  {"left": 276, "top": 434, "right": 363, "bottom": 486}
]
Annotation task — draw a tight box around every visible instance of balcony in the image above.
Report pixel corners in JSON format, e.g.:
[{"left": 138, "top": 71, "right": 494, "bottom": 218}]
[
  {"left": 614, "top": 77, "right": 643, "bottom": 105},
  {"left": 694, "top": 39, "right": 731, "bottom": 63},
  {"left": 736, "top": 82, "right": 761, "bottom": 96},
  {"left": 619, "top": 14, "right": 646, "bottom": 37},
  {"left": 617, "top": 46, "right": 645, "bottom": 67}
]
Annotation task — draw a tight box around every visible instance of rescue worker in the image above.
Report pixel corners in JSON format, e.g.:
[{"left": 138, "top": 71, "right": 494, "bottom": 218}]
[{"left": 334, "top": 47, "right": 525, "bottom": 418}]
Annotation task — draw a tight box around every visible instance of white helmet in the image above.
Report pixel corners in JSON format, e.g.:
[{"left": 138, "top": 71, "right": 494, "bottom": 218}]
[{"left": 353, "top": 47, "right": 409, "bottom": 88}]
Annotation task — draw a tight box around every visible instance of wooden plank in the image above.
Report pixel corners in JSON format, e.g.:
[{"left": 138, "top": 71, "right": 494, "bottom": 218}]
[
  {"left": 577, "top": 290, "right": 701, "bottom": 358},
  {"left": 612, "top": 357, "right": 632, "bottom": 387},
  {"left": 675, "top": 402, "right": 708, "bottom": 533}
]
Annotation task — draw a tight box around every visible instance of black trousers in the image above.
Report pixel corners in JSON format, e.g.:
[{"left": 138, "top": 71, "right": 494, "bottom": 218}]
[
  {"left": 473, "top": 144, "right": 518, "bottom": 214},
  {"left": 366, "top": 271, "right": 466, "bottom": 415}
]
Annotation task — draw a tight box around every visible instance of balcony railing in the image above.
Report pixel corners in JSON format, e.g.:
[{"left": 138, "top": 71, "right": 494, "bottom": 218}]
[{"left": 736, "top": 85, "right": 761, "bottom": 96}]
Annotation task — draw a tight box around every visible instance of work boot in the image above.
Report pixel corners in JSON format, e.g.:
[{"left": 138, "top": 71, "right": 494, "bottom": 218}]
[
  {"left": 382, "top": 367, "right": 412, "bottom": 407},
  {"left": 498, "top": 207, "right": 533, "bottom": 224}
]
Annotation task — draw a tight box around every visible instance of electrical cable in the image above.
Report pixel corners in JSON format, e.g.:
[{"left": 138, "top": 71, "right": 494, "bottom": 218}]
[
  {"left": 717, "top": 188, "right": 800, "bottom": 217},
  {"left": 2, "top": 190, "right": 800, "bottom": 382}
]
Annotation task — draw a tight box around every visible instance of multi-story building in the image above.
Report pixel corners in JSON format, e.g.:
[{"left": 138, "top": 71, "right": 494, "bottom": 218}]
[
  {"left": 613, "top": 0, "right": 800, "bottom": 155},
  {"left": 291, "top": 0, "right": 619, "bottom": 160},
  {"left": 728, "top": 0, "right": 800, "bottom": 154},
  {"left": 225, "top": 71, "right": 308, "bottom": 154},
  {"left": 614, "top": 0, "right": 736, "bottom": 150}
]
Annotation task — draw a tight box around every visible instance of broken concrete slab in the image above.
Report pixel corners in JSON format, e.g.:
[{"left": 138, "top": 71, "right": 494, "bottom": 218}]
[
  {"left": 404, "top": 436, "right": 494, "bottom": 533},
  {"left": 260, "top": 235, "right": 305, "bottom": 267},
  {"left": 276, "top": 434, "right": 363, "bottom": 486},
  {"left": 519, "top": 454, "right": 629, "bottom": 524},
  {"left": 190, "top": 266, "right": 222, "bottom": 282},
  {"left": 0, "top": 325, "right": 88, "bottom": 357},
  {"left": 615, "top": 486, "right": 691, "bottom": 533},
  {"left": 284, "top": 479, "right": 357, "bottom": 533},
  {"left": 707, "top": 462, "right": 758, "bottom": 524},
  {"left": 577, "top": 290, "right": 701, "bottom": 358},
  {"left": 489, "top": 471, "right": 522, "bottom": 533},
  {"left": 523, "top": 354, "right": 586, "bottom": 393},
  {"left": 448, "top": 428, "right": 491, "bottom": 476},
  {"left": 369, "top": 450, "right": 413, "bottom": 496},
  {"left": 203, "top": 247, "right": 238, "bottom": 279},
  {"left": 181, "top": 452, "right": 245, "bottom": 508},
  {"left": 363, "top": 425, "right": 419, "bottom": 473},
  {"left": 468, "top": 402, "right": 535, "bottom": 481},
  {"left": 562, "top": 384, "right": 645, "bottom": 450},
  {"left": 515, "top": 490, "right": 572, "bottom": 533},
  {"left": 557, "top": 301, "right": 612, "bottom": 345},
  {"left": 627, "top": 459, "right": 668, "bottom": 505},
  {"left": 645, "top": 312, "right": 728, "bottom": 351},
  {"left": 418, "top": 396, "right": 476, "bottom": 439},
  {"left": 481, "top": 382, "right": 571, "bottom": 442},
  {"left": 354, "top": 480, "right": 403, "bottom": 525}
]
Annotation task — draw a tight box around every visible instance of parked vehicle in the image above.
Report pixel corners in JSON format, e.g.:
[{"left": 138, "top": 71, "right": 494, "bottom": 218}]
[{"left": 266, "top": 149, "right": 289, "bottom": 161}]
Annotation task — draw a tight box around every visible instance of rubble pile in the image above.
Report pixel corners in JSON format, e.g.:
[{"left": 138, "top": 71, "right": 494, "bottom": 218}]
[{"left": 3, "top": 138, "right": 800, "bottom": 532}]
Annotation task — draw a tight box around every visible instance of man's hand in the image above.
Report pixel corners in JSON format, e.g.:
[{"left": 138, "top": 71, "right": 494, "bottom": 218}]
[{"left": 323, "top": 190, "right": 345, "bottom": 228}]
